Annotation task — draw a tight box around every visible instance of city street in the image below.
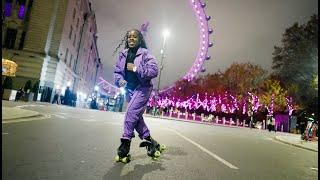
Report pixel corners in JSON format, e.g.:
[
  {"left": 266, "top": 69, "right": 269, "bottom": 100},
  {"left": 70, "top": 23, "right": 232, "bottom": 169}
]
[{"left": 2, "top": 101, "right": 318, "bottom": 180}]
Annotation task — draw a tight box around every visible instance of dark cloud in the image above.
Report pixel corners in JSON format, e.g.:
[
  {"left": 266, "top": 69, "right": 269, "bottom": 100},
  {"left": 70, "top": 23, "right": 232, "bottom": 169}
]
[{"left": 91, "top": 0, "right": 318, "bottom": 88}]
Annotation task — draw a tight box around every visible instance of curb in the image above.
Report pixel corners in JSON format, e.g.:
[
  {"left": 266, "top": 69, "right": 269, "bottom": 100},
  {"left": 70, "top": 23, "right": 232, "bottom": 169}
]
[
  {"left": 144, "top": 114, "right": 251, "bottom": 129},
  {"left": 2, "top": 114, "right": 44, "bottom": 121},
  {"left": 273, "top": 136, "right": 318, "bottom": 152},
  {"left": 2, "top": 107, "right": 42, "bottom": 120}
]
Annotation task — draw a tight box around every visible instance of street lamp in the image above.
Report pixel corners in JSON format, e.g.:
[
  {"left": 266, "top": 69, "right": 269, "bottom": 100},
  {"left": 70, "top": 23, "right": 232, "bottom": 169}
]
[{"left": 157, "top": 29, "right": 170, "bottom": 91}]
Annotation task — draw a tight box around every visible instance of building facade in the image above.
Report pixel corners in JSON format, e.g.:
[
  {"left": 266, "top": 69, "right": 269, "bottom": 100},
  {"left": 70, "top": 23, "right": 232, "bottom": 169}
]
[{"left": 2, "top": 0, "right": 102, "bottom": 102}]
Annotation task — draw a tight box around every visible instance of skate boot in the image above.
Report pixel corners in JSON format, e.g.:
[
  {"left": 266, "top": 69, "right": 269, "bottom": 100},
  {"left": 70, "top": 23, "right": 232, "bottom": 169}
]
[
  {"left": 115, "top": 138, "right": 131, "bottom": 163},
  {"left": 139, "top": 136, "right": 166, "bottom": 160}
]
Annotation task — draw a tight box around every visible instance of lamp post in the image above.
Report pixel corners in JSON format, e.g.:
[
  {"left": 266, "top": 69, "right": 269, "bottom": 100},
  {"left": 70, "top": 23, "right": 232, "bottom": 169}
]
[{"left": 157, "top": 29, "right": 170, "bottom": 92}]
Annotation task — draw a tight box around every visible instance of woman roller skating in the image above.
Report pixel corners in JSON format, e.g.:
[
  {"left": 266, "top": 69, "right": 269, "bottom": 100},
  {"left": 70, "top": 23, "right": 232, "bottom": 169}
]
[{"left": 113, "top": 29, "right": 166, "bottom": 163}]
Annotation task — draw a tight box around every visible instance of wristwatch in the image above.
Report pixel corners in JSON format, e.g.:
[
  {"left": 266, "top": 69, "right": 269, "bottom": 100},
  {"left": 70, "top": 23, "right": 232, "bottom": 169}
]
[{"left": 133, "top": 66, "right": 137, "bottom": 72}]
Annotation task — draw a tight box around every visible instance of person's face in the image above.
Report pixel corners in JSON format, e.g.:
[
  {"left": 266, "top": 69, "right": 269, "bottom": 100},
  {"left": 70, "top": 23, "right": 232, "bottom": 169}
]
[{"left": 127, "top": 30, "right": 139, "bottom": 48}]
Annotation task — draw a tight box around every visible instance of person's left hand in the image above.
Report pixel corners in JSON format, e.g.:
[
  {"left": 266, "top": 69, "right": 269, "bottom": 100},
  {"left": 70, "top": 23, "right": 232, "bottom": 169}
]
[{"left": 127, "top": 63, "right": 136, "bottom": 72}]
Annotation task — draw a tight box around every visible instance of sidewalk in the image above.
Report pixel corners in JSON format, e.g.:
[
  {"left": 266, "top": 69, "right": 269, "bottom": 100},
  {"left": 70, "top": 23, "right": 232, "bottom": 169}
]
[
  {"left": 2, "top": 106, "right": 42, "bottom": 120},
  {"left": 144, "top": 114, "right": 318, "bottom": 152},
  {"left": 274, "top": 134, "right": 318, "bottom": 152}
]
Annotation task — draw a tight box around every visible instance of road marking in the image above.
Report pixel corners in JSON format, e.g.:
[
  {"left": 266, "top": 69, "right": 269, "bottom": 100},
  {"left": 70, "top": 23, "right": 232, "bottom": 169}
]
[
  {"left": 265, "top": 137, "right": 283, "bottom": 144},
  {"left": 81, "top": 119, "right": 96, "bottom": 122},
  {"left": 54, "top": 114, "right": 66, "bottom": 119},
  {"left": 2, "top": 133, "right": 9, "bottom": 135},
  {"left": 167, "top": 128, "right": 239, "bottom": 170},
  {"left": 311, "top": 167, "right": 318, "bottom": 171},
  {"left": 16, "top": 104, "right": 44, "bottom": 108},
  {"left": 104, "top": 122, "right": 122, "bottom": 126}
]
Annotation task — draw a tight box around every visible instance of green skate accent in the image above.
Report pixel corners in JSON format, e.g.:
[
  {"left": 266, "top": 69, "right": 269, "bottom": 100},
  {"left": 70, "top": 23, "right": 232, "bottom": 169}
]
[
  {"left": 115, "top": 154, "right": 131, "bottom": 163},
  {"left": 154, "top": 151, "right": 161, "bottom": 158},
  {"left": 159, "top": 144, "right": 166, "bottom": 152}
]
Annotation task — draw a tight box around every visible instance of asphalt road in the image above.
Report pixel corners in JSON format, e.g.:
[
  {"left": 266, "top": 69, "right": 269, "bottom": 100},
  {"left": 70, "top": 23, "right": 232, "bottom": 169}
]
[{"left": 2, "top": 101, "right": 318, "bottom": 180}]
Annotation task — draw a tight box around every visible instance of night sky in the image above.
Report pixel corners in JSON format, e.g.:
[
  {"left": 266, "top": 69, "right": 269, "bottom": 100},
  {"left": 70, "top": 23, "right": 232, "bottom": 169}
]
[{"left": 91, "top": 0, "right": 318, "bottom": 88}]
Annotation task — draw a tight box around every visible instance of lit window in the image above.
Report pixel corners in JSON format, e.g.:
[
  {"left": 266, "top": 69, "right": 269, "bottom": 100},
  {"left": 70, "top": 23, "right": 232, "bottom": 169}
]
[
  {"left": 73, "top": 8, "right": 76, "bottom": 19},
  {"left": 69, "top": 26, "right": 73, "bottom": 39}
]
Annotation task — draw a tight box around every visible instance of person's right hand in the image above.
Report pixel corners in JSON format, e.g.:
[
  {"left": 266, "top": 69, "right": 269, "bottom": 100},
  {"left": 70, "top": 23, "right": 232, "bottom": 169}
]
[{"left": 119, "top": 80, "right": 127, "bottom": 87}]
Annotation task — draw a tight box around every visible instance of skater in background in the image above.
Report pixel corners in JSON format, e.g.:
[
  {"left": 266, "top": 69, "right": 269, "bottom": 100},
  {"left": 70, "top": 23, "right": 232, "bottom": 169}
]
[
  {"left": 113, "top": 29, "right": 163, "bottom": 161},
  {"left": 272, "top": 116, "right": 277, "bottom": 132}
]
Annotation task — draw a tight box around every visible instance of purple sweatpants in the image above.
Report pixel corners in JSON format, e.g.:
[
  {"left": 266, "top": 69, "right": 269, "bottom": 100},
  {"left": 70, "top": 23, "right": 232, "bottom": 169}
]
[{"left": 122, "top": 86, "right": 152, "bottom": 140}]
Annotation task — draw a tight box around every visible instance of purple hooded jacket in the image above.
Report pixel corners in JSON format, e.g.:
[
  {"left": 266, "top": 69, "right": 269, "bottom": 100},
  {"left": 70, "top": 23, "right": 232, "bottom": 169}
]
[{"left": 114, "top": 47, "right": 158, "bottom": 89}]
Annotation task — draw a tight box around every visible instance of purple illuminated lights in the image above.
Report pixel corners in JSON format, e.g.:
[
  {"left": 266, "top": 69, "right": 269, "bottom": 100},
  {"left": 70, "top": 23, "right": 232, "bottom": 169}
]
[
  {"left": 4, "top": 2, "right": 12, "bottom": 17},
  {"left": 18, "top": 5, "right": 26, "bottom": 19}
]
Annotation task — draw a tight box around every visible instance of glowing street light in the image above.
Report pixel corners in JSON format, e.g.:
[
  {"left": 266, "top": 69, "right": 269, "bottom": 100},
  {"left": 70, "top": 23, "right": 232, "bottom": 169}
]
[
  {"left": 157, "top": 29, "right": 170, "bottom": 91},
  {"left": 94, "top": 85, "right": 99, "bottom": 91}
]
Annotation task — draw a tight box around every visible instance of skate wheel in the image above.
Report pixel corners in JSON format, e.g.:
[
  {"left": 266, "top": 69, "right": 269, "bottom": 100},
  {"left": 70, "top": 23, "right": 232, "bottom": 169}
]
[
  {"left": 160, "top": 144, "right": 166, "bottom": 151},
  {"left": 154, "top": 151, "right": 161, "bottom": 158},
  {"left": 152, "top": 157, "right": 159, "bottom": 161},
  {"left": 115, "top": 155, "right": 120, "bottom": 162},
  {"left": 121, "top": 157, "right": 128, "bottom": 163}
]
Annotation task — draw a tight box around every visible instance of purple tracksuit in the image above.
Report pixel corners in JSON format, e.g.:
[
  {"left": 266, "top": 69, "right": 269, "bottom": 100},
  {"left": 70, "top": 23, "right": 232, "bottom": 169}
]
[{"left": 114, "top": 47, "right": 158, "bottom": 140}]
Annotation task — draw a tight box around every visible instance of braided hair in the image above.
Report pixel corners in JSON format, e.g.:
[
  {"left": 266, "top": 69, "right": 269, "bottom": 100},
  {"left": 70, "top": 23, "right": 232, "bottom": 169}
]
[{"left": 112, "top": 29, "right": 147, "bottom": 56}]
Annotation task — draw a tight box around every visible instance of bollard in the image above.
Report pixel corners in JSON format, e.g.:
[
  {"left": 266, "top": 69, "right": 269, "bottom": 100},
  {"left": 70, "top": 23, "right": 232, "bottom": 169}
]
[
  {"left": 263, "top": 120, "right": 265, "bottom": 130},
  {"left": 236, "top": 119, "right": 239, "bottom": 126},
  {"left": 243, "top": 120, "right": 245, "bottom": 127},
  {"left": 201, "top": 113, "right": 204, "bottom": 121},
  {"left": 281, "top": 125, "right": 283, "bottom": 132},
  {"left": 193, "top": 113, "right": 196, "bottom": 120},
  {"left": 223, "top": 117, "right": 225, "bottom": 125},
  {"left": 185, "top": 112, "right": 188, "bottom": 120},
  {"left": 230, "top": 118, "right": 233, "bottom": 126},
  {"left": 178, "top": 110, "right": 181, "bottom": 119},
  {"left": 215, "top": 116, "right": 219, "bottom": 124}
]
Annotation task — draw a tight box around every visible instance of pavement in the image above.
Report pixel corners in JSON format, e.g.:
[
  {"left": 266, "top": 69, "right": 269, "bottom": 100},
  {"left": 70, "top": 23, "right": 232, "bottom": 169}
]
[{"left": 2, "top": 104, "right": 318, "bottom": 152}]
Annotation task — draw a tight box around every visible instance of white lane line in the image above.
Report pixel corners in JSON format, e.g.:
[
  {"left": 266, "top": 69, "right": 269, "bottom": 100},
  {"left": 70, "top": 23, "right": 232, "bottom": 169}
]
[
  {"left": 16, "top": 104, "right": 44, "bottom": 108},
  {"left": 167, "top": 128, "right": 239, "bottom": 170},
  {"left": 310, "top": 167, "right": 318, "bottom": 171},
  {"left": 53, "top": 114, "right": 66, "bottom": 119},
  {"left": 80, "top": 119, "right": 96, "bottom": 122},
  {"left": 2, "top": 133, "right": 9, "bottom": 135},
  {"left": 104, "top": 122, "right": 122, "bottom": 126}
]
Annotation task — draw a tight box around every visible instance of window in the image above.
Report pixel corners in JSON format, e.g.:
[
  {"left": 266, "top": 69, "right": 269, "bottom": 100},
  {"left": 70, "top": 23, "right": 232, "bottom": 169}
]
[
  {"left": 25, "top": 0, "right": 33, "bottom": 21},
  {"left": 72, "top": 8, "right": 76, "bottom": 19},
  {"left": 18, "top": 5, "right": 26, "bottom": 19},
  {"left": 4, "top": 28, "right": 17, "bottom": 49},
  {"left": 4, "top": 1, "right": 12, "bottom": 17},
  {"left": 65, "top": 48, "right": 69, "bottom": 63},
  {"left": 70, "top": 54, "right": 73, "bottom": 67},
  {"left": 18, "top": 31, "right": 26, "bottom": 50},
  {"left": 73, "top": 34, "right": 76, "bottom": 46},
  {"left": 69, "top": 26, "right": 73, "bottom": 39},
  {"left": 76, "top": 18, "right": 79, "bottom": 28}
]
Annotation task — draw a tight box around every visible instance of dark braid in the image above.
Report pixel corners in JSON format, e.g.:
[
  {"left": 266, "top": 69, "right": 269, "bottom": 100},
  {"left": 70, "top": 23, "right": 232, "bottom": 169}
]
[{"left": 112, "top": 34, "right": 127, "bottom": 57}]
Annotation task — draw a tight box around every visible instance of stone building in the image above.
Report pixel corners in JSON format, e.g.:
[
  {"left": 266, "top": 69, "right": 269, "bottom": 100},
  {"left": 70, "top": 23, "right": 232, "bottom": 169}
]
[{"left": 2, "top": 0, "right": 102, "bottom": 102}]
